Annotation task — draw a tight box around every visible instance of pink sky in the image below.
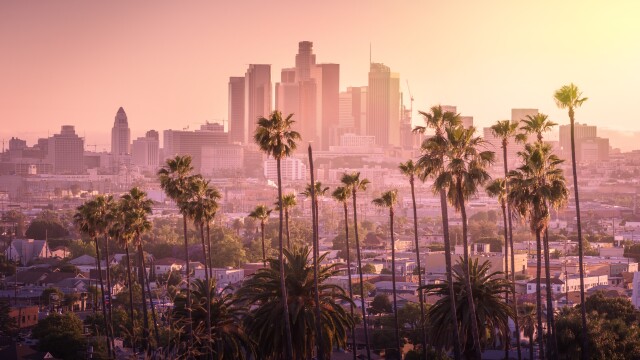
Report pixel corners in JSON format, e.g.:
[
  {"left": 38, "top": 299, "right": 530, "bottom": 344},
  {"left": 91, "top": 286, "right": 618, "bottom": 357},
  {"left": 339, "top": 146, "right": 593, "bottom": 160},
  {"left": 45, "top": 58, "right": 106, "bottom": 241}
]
[{"left": 1, "top": 1, "right": 639, "bottom": 150}]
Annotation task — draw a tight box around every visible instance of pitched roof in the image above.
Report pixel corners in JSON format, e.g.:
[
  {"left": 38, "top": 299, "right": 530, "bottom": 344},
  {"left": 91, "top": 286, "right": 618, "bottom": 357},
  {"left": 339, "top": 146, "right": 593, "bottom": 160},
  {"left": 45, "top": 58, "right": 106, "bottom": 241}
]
[{"left": 68, "top": 255, "right": 96, "bottom": 265}]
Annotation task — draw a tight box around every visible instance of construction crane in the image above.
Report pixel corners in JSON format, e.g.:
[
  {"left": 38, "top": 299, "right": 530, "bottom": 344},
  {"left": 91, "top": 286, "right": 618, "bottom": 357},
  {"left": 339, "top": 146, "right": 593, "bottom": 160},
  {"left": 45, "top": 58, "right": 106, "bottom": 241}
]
[{"left": 406, "top": 79, "right": 414, "bottom": 118}]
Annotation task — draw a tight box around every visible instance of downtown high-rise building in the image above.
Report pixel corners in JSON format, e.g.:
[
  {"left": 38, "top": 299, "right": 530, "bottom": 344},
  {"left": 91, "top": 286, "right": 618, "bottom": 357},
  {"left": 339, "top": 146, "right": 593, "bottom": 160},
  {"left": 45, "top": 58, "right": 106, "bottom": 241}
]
[
  {"left": 559, "top": 122, "right": 608, "bottom": 163},
  {"left": 131, "top": 130, "right": 160, "bottom": 170},
  {"left": 338, "top": 86, "right": 367, "bottom": 135},
  {"left": 111, "top": 107, "right": 131, "bottom": 156},
  {"left": 47, "top": 125, "right": 85, "bottom": 174},
  {"left": 275, "top": 41, "right": 339, "bottom": 150},
  {"left": 163, "top": 124, "right": 229, "bottom": 173},
  {"left": 228, "top": 77, "right": 245, "bottom": 144},
  {"left": 367, "top": 62, "right": 400, "bottom": 147},
  {"left": 243, "top": 64, "right": 272, "bottom": 144}
]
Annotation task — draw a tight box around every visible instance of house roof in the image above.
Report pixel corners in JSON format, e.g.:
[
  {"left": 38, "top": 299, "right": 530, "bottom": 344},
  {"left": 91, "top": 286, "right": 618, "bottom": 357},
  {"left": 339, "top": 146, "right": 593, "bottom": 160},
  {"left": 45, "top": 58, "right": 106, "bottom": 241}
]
[
  {"left": 3, "top": 270, "right": 48, "bottom": 285},
  {"left": 527, "top": 278, "right": 565, "bottom": 285},
  {"left": 68, "top": 255, "right": 96, "bottom": 266}
]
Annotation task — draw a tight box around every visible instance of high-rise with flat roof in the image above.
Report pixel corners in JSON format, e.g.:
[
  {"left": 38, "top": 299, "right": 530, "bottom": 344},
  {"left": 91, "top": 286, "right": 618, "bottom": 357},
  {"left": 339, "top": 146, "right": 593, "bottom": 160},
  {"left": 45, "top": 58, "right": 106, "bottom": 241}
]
[
  {"left": 228, "top": 77, "right": 245, "bottom": 144},
  {"left": 244, "top": 64, "right": 272, "bottom": 144},
  {"left": 47, "top": 125, "right": 85, "bottom": 174},
  {"left": 132, "top": 130, "right": 160, "bottom": 170},
  {"left": 367, "top": 63, "right": 400, "bottom": 147},
  {"left": 163, "top": 124, "right": 229, "bottom": 173}
]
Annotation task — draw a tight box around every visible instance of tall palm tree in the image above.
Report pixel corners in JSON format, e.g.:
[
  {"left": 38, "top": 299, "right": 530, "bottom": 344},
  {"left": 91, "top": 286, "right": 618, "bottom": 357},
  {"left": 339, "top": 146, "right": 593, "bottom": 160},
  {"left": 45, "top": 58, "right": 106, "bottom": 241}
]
[
  {"left": 332, "top": 186, "right": 357, "bottom": 359},
  {"left": 490, "top": 119, "right": 523, "bottom": 359},
  {"left": 424, "top": 125, "right": 495, "bottom": 359},
  {"left": 172, "top": 279, "right": 255, "bottom": 359},
  {"left": 372, "top": 189, "right": 401, "bottom": 358},
  {"left": 158, "top": 155, "right": 195, "bottom": 340},
  {"left": 248, "top": 205, "right": 272, "bottom": 265},
  {"left": 519, "top": 114, "right": 559, "bottom": 355},
  {"left": 303, "top": 181, "right": 329, "bottom": 252},
  {"left": 254, "top": 110, "right": 301, "bottom": 359},
  {"left": 554, "top": 83, "right": 589, "bottom": 360},
  {"left": 508, "top": 143, "right": 569, "bottom": 359},
  {"left": 236, "top": 246, "right": 353, "bottom": 359},
  {"left": 341, "top": 172, "right": 372, "bottom": 360},
  {"left": 399, "top": 159, "right": 428, "bottom": 354},
  {"left": 184, "top": 175, "right": 218, "bottom": 352},
  {"left": 74, "top": 198, "right": 112, "bottom": 358},
  {"left": 422, "top": 259, "right": 514, "bottom": 358},
  {"left": 120, "top": 187, "right": 156, "bottom": 352},
  {"left": 518, "top": 302, "right": 537, "bottom": 360},
  {"left": 275, "top": 193, "right": 297, "bottom": 248},
  {"left": 415, "top": 105, "right": 463, "bottom": 360}
]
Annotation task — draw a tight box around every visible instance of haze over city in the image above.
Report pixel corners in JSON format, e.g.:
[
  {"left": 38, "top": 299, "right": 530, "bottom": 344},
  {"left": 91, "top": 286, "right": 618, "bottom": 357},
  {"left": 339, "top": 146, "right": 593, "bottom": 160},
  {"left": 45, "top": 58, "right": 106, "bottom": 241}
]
[{"left": 2, "top": 1, "right": 640, "bottom": 150}]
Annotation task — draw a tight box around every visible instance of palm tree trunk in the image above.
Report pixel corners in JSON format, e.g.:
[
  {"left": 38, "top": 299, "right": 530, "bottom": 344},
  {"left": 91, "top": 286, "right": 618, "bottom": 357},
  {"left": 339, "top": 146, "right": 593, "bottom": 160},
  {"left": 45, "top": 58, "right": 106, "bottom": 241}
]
[
  {"left": 94, "top": 237, "right": 112, "bottom": 359},
  {"left": 410, "top": 176, "right": 428, "bottom": 357},
  {"left": 182, "top": 214, "right": 193, "bottom": 344},
  {"left": 501, "top": 202, "right": 510, "bottom": 360},
  {"left": 276, "top": 158, "right": 294, "bottom": 359},
  {"left": 456, "top": 180, "right": 482, "bottom": 360},
  {"left": 142, "top": 256, "right": 160, "bottom": 350},
  {"left": 529, "top": 333, "right": 534, "bottom": 360},
  {"left": 503, "top": 143, "right": 522, "bottom": 360},
  {"left": 207, "top": 222, "right": 213, "bottom": 278},
  {"left": 543, "top": 229, "right": 557, "bottom": 358},
  {"left": 308, "top": 145, "right": 324, "bottom": 360},
  {"left": 285, "top": 208, "right": 291, "bottom": 249},
  {"left": 352, "top": 189, "right": 371, "bottom": 360},
  {"left": 137, "top": 243, "right": 150, "bottom": 353},
  {"left": 199, "top": 224, "right": 213, "bottom": 359},
  {"left": 440, "top": 189, "right": 462, "bottom": 360},
  {"left": 535, "top": 230, "right": 545, "bottom": 360},
  {"left": 124, "top": 242, "right": 136, "bottom": 350},
  {"left": 343, "top": 202, "right": 357, "bottom": 360},
  {"left": 569, "top": 112, "right": 589, "bottom": 360},
  {"left": 104, "top": 236, "right": 115, "bottom": 353},
  {"left": 261, "top": 221, "right": 266, "bottom": 266},
  {"left": 390, "top": 207, "right": 401, "bottom": 358}
]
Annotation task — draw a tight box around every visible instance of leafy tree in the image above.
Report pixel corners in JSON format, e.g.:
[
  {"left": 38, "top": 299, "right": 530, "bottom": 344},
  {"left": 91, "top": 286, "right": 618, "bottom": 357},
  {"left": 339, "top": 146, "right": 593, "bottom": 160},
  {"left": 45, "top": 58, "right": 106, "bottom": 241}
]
[
  {"left": 352, "top": 281, "right": 375, "bottom": 298},
  {"left": 362, "top": 263, "right": 377, "bottom": 274},
  {"left": 0, "top": 254, "right": 16, "bottom": 276},
  {"left": 370, "top": 294, "right": 393, "bottom": 315},
  {"left": 32, "top": 312, "right": 86, "bottom": 359},
  {"left": 25, "top": 218, "right": 69, "bottom": 240},
  {"left": 0, "top": 299, "right": 17, "bottom": 335}
]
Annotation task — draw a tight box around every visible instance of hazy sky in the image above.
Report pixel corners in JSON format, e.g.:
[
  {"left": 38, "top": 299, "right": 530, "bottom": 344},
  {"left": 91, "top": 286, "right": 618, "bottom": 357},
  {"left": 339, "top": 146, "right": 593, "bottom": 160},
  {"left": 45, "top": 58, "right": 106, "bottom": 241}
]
[{"left": 2, "top": 1, "right": 640, "bottom": 150}]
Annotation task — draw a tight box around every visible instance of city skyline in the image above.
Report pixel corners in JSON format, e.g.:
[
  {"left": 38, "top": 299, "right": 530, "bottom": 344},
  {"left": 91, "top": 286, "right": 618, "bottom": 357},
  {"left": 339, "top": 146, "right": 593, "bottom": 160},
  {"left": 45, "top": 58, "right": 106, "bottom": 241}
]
[{"left": 2, "top": 1, "right": 640, "bottom": 151}]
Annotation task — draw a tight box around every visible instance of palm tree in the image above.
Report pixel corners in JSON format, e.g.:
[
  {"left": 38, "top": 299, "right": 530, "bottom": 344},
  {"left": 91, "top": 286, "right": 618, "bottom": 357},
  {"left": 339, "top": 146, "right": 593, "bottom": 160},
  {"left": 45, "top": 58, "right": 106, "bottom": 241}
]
[
  {"left": 74, "top": 198, "right": 112, "bottom": 358},
  {"left": 236, "top": 246, "right": 354, "bottom": 359},
  {"left": 399, "top": 159, "right": 428, "bottom": 354},
  {"left": 158, "top": 155, "right": 195, "bottom": 340},
  {"left": 341, "top": 171, "right": 372, "bottom": 360},
  {"left": 254, "top": 110, "right": 301, "bottom": 359},
  {"left": 519, "top": 114, "right": 559, "bottom": 356},
  {"left": 120, "top": 187, "right": 156, "bottom": 352},
  {"left": 332, "top": 186, "right": 357, "bottom": 359},
  {"left": 172, "top": 278, "right": 255, "bottom": 359},
  {"left": 275, "top": 193, "right": 297, "bottom": 248},
  {"left": 372, "top": 189, "right": 401, "bottom": 358},
  {"left": 554, "top": 83, "right": 589, "bottom": 360},
  {"left": 248, "top": 205, "right": 272, "bottom": 265},
  {"left": 422, "top": 259, "right": 514, "bottom": 358},
  {"left": 415, "top": 105, "right": 463, "bottom": 360},
  {"left": 303, "top": 181, "right": 329, "bottom": 252},
  {"left": 518, "top": 302, "right": 537, "bottom": 360},
  {"left": 489, "top": 119, "right": 523, "bottom": 359},
  {"left": 508, "top": 143, "right": 569, "bottom": 359},
  {"left": 424, "top": 125, "right": 495, "bottom": 359},
  {"left": 520, "top": 113, "right": 557, "bottom": 143}
]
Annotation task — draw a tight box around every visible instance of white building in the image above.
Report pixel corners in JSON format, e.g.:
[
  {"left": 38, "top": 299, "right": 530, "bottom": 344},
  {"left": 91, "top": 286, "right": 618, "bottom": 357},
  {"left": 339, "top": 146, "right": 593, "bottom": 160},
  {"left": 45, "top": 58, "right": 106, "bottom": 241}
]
[
  {"left": 153, "top": 258, "right": 185, "bottom": 276},
  {"left": 264, "top": 157, "right": 307, "bottom": 182},
  {"left": 632, "top": 272, "right": 640, "bottom": 309},
  {"left": 131, "top": 130, "right": 159, "bottom": 171},
  {"left": 193, "top": 268, "right": 245, "bottom": 286},
  {"left": 526, "top": 274, "right": 609, "bottom": 294},
  {"left": 201, "top": 145, "right": 244, "bottom": 174}
]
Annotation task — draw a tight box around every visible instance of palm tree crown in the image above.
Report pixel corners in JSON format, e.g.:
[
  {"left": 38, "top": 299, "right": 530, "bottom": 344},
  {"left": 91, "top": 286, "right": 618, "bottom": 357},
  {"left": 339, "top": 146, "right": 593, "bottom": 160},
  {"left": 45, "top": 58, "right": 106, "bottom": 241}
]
[
  {"left": 254, "top": 111, "right": 301, "bottom": 160},
  {"left": 414, "top": 105, "right": 462, "bottom": 136},
  {"left": 520, "top": 113, "right": 557, "bottom": 143}
]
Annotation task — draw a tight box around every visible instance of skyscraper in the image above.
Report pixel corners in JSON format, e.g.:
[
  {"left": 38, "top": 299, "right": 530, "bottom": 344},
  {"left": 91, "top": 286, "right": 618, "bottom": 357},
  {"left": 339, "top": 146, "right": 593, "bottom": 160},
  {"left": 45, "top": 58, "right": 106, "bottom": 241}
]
[
  {"left": 312, "top": 63, "right": 339, "bottom": 149},
  {"left": 163, "top": 124, "right": 229, "bottom": 173},
  {"left": 131, "top": 130, "right": 160, "bottom": 170},
  {"left": 47, "top": 125, "right": 85, "bottom": 174},
  {"left": 111, "top": 107, "right": 131, "bottom": 156},
  {"left": 367, "top": 63, "right": 400, "bottom": 147},
  {"left": 244, "top": 65, "right": 272, "bottom": 144},
  {"left": 228, "top": 77, "right": 245, "bottom": 144}
]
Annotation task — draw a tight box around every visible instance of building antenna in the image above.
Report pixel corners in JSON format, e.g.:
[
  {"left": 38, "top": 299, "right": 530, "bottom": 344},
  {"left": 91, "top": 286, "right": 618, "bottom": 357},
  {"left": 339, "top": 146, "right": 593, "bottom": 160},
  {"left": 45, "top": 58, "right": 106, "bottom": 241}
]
[{"left": 369, "top": 42, "right": 372, "bottom": 65}]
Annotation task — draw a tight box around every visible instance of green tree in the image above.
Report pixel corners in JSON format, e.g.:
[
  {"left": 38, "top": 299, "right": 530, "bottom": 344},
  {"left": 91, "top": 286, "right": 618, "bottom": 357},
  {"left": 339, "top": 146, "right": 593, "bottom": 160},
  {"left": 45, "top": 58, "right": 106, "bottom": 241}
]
[
  {"left": 518, "top": 302, "right": 537, "bottom": 360},
  {"left": 237, "top": 246, "right": 353, "bottom": 359},
  {"left": 0, "top": 299, "right": 17, "bottom": 335},
  {"left": 275, "top": 193, "right": 297, "bottom": 248},
  {"left": 362, "top": 263, "right": 377, "bottom": 274},
  {"left": 341, "top": 171, "right": 372, "bottom": 359},
  {"left": 423, "top": 259, "right": 513, "bottom": 359},
  {"left": 25, "top": 218, "right": 69, "bottom": 240},
  {"left": 370, "top": 293, "right": 393, "bottom": 314},
  {"left": 32, "top": 312, "right": 86, "bottom": 360},
  {"left": 554, "top": 83, "right": 589, "bottom": 359}
]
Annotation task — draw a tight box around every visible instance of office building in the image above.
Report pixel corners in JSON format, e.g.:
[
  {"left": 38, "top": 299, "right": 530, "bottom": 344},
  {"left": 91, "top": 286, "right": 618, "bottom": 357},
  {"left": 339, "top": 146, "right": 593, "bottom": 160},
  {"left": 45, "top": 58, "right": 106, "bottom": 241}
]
[
  {"left": 163, "top": 124, "right": 229, "bottom": 173},
  {"left": 131, "top": 130, "right": 160, "bottom": 170},
  {"left": 244, "top": 64, "right": 272, "bottom": 144},
  {"left": 228, "top": 77, "right": 245, "bottom": 144},
  {"left": 367, "top": 63, "right": 400, "bottom": 147},
  {"left": 47, "top": 125, "right": 85, "bottom": 174},
  {"left": 111, "top": 107, "right": 131, "bottom": 156}
]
